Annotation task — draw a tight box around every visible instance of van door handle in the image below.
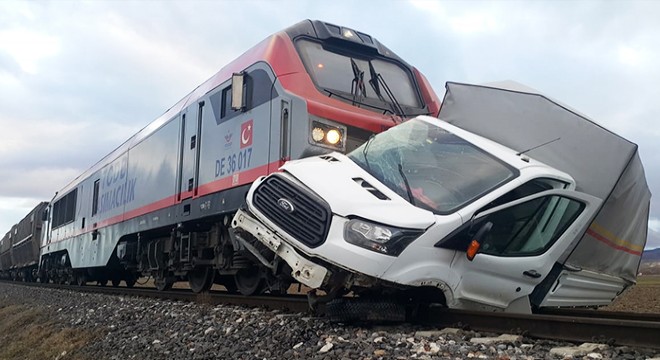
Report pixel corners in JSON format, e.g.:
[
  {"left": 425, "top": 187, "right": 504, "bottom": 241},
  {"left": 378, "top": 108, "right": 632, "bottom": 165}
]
[{"left": 523, "top": 270, "right": 542, "bottom": 278}]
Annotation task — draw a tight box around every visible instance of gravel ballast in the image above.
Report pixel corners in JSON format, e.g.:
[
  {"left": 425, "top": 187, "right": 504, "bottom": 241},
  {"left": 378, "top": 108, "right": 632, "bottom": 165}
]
[{"left": 0, "top": 282, "right": 658, "bottom": 360}]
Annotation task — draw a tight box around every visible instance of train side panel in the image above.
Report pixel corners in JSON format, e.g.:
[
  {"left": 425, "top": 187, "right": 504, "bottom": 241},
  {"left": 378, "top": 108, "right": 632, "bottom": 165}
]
[
  {"left": 0, "top": 232, "right": 10, "bottom": 274},
  {"left": 45, "top": 62, "right": 283, "bottom": 270},
  {"left": 12, "top": 202, "right": 48, "bottom": 269}
]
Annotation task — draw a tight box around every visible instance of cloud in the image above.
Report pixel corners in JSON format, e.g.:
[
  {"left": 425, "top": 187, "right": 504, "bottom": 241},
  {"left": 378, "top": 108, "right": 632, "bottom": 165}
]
[
  {"left": 0, "top": 0, "right": 659, "bottom": 255},
  {"left": 0, "top": 28, "right": 60, "bottom": 74}
]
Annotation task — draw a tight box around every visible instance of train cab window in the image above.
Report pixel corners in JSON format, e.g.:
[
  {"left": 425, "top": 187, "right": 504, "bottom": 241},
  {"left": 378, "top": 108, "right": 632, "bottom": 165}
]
[
  {"left": 214, "top": 69, "right": 274, "bottom": 124},
  {"left": 221, "top": 86, "right": 240, "bottom": 119}
]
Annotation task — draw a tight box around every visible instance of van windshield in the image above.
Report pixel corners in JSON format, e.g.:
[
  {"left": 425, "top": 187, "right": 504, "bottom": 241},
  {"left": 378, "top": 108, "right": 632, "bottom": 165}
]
[{"left": 348, "top": 119, "right": 517, "bottom": 214}]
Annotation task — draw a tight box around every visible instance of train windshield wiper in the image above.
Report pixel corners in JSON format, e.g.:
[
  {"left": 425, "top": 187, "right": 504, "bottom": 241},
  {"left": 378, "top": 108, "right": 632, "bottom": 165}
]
[
  {"left": 350, "top": 58, "right": 366, "bottom": 105},
  {"left": 368, "top": 61, "right": 406, "bottom": 119},
  {"left": 323, "top": 88, "right": 394, "bottom": 115}
]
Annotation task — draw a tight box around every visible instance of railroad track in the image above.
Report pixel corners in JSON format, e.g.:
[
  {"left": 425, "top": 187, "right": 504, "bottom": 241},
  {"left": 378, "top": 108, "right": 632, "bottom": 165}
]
[
  {"left": 2, "top": 280, "right": 659, "bottom": 349},
  {"left": 418, "top": 307, "right": 660, "bottom": 349}
]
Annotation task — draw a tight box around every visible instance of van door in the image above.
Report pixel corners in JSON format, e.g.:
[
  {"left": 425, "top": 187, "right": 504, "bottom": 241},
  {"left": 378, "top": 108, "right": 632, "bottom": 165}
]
[{"left": 447, "top": 189, "right": 601, "bottom": 312}]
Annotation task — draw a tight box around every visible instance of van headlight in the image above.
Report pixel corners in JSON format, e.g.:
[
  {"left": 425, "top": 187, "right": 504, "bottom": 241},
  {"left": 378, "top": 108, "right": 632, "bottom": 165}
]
[{"left": 344, "top": 218, "right": 423, "bottom": 256}]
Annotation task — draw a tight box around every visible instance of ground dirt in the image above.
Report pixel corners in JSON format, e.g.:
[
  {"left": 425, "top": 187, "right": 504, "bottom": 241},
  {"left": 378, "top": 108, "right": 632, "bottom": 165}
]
[
  {"left": 0, "top": 303, "right": 100, "bottom": 360},
  {"left": 602, "top": 275, "right": 660, "bottom": 313}
]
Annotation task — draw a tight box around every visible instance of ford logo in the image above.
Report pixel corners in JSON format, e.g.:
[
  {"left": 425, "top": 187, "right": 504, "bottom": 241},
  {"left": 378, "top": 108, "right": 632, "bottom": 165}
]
[{"left": 277, "top": 198, "right": 295, "bottom": 213}]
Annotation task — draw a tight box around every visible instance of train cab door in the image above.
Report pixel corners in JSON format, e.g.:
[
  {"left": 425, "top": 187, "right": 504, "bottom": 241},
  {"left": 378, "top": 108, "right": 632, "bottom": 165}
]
[
  {"left": 177, "top": 103, "right": 204, "bottom": 202},
  {"left": 448, "top": 189, "right": 601, "bottom": 312},
  {"left": 270, "top": 98, "right": 291, "bottom": 173}
]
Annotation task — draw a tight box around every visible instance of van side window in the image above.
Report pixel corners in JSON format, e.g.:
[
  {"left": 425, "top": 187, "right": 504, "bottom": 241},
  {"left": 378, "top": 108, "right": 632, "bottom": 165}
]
[
  {"left": 481, "top": 178, "right": 568, "bottom": 212},
  {"left": 478, "top": 195, "right": 584, "bottom": 256}
]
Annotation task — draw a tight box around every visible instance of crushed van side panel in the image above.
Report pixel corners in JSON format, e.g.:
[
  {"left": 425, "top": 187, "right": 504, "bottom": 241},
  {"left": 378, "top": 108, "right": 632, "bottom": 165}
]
[{"left": 567, "top": 154, "right": 650, "bottom": 282}]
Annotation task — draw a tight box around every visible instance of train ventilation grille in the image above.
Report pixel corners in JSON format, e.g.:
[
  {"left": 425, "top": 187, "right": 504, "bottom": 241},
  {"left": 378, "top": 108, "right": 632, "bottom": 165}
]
[{"left": 353, "top": 178, "right": 390, "bottom": 200}]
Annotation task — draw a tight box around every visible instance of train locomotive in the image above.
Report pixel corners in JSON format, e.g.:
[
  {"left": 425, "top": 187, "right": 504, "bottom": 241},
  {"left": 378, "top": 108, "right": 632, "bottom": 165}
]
[{"left": 30, "top": 20, "right": 441, "bottom": 294}]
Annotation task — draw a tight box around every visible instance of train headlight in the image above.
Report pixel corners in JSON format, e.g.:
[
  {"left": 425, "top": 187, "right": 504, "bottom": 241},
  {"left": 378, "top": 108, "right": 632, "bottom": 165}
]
[
  {"left": 326, "top": 129, "right": 341, "bottom": 145},
  {"left": 312, "top": 127, "right": 325, "bottom": 142},
  {"left": 309, "top": 118, "right": 346, "bottom": 151},
  {"left": 344, "top": 219, "right": 423, "bottom": 256}
]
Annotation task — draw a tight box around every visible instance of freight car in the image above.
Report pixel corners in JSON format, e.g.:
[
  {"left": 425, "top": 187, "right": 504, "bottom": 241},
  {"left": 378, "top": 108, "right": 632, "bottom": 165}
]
[
  {"left": 0, "top": 202, "right": 48, "bottom": 281},
  {"left": 232, "top": 82, "right": 650, "bottom": 317},
  {"left": 37, "top": 20, "right": 441, "bottom": 294}
]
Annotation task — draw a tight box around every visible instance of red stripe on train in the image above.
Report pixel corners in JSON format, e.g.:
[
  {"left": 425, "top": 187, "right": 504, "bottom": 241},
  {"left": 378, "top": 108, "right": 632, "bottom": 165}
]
[{"left": 47, "top": 161, "right": 279, "bottom": 245}]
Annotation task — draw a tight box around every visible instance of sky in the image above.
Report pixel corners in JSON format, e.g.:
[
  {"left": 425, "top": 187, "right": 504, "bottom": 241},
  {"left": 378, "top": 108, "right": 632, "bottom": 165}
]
[{"left": 0, "top": 0, "right": 659, "bottom": 249}]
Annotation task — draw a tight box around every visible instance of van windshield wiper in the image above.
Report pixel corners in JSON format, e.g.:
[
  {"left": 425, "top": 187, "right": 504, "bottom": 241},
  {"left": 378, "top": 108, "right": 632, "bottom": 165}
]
[{"left": 368, "top": 61, "right": 407, "bottom": 119}]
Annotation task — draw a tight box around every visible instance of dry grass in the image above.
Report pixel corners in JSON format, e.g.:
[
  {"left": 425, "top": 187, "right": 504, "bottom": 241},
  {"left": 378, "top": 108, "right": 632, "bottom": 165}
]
[
  {"left": 637, "top": 274, "right": 660, "bottom": 286},
  {"left": 0, "top": 304, "right": 100, "bottom": 360},
  {"left": 603, "top": 275, "right": 660, "bottom": 313}
]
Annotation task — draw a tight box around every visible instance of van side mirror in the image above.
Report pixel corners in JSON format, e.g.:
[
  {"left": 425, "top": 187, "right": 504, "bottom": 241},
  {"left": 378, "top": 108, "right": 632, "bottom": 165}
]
[
  {"left": 231, "top": 72, "right": 246, "bottom": 111},
  {"left": 466, "top": 221, "right": 492, "bottom": 261}
]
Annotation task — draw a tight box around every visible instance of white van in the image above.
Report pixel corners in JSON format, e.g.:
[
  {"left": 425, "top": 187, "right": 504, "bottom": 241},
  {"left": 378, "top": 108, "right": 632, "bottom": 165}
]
[{"left": 232, "top": 82, "right": 650, "bottom": 316}]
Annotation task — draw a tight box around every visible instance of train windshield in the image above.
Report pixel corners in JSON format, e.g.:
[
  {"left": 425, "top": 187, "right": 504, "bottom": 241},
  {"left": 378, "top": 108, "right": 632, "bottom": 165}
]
[
  {"left": 348, "top": 119, "right": 517, "bottom": 214},
  {"left": 297, "top": 40, "right": 424, "bottom": 116}
]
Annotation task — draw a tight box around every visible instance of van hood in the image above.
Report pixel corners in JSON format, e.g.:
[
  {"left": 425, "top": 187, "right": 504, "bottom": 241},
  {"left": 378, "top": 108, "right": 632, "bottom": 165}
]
[{"left": 280, "top": 153, "right": 436, "bottom": 230}]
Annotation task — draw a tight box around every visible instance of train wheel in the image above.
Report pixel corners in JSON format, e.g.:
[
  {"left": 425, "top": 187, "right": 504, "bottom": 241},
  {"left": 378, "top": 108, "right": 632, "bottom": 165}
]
[
  {"left": 98, "top": 278, "right": 108, "bottom": 287},
  {"left": 154, "top": 271, "right": 174, "bottom": 291},
  {"left": 76, "top": 273, "right": 87, "bottom": 286},
  {"left": 125, "top": 275, "right": 137, "bottom": 288},
  {"left": 188, "top": 267, "right": 215, "bottom": 293},
  {"left": 215, "top": 275, "right": 239, "bottom": 294},
  {"left": 111, "top": 278, "right": 121, "bottom": 287},
  {"left": 155, "top": 278, "right": 173, "bottom": 291},
  {"left": 234, "top": 267, "right": 266, "bottom": 296}
]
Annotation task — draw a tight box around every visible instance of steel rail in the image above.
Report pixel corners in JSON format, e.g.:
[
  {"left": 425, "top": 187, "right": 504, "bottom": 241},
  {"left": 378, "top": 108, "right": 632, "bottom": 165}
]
[
  {"left": 0, "top": 280, "right": 311, "bottom": 313},
  {"left": 417, "top": 307, "right": 660, "bottom": 349},
  {"left": 535, "top": 307, "right": 660, "bottom": 323}
]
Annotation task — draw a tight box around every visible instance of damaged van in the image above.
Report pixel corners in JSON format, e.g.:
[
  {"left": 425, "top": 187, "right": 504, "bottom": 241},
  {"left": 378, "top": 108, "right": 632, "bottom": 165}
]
[{"left": 231, "top": 82, "right": 650, "bottom": 318}]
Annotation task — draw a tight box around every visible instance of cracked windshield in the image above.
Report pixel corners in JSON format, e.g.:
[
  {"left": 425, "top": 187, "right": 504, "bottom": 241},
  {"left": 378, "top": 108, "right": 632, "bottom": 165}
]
[{"left": 348, "top": 119, "right": 516, "bottom": 214}]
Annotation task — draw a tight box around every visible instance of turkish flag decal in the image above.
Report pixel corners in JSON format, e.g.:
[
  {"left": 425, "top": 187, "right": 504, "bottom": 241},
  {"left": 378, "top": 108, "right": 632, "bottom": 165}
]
[{"left": 240, "top": 119, "right": 253, "bottom": 148}]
